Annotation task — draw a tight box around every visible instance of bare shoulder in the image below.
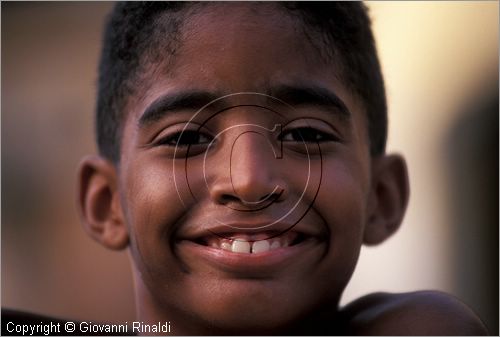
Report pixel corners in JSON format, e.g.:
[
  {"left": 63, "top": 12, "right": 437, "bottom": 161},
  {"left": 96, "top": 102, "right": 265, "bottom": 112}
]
[{"left": 340, "top": 291, "right": 489, "bottom": 335}]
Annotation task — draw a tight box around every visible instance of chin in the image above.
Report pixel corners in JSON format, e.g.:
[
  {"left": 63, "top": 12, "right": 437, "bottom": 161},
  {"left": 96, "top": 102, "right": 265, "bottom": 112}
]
[{"left": 190, "top": 285, "right": 319, "bottom": 334}]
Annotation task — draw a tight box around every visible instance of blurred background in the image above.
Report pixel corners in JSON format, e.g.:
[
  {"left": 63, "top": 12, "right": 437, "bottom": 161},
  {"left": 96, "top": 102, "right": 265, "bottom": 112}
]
[{"left": 2, "top": 1, "right": 498, "bottom": 334}]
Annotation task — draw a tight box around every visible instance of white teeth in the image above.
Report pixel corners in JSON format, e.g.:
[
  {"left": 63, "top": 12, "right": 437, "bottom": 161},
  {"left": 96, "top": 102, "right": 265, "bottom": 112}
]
[
  {"left": 206, "top": 234, "right": 295, "bottom": 254},
  {"left": 251, "top": 240, "right": 270, "bottom": 253},
  {"left": 270, "top": 240, "right": 281, "bottom": 250},
  {"left": 220, "top": 241, "right": 232, "bottom": 251},
  {"left": 231, "top": 240, "right": 251, "bottom": 253}
]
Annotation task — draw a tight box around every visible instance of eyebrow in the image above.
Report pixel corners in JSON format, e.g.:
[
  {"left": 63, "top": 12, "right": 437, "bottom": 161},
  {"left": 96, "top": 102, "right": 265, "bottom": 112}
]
[
  {"left": 138, "top": 91, "right": 221, "bottom": 127},
  {"left": 269, "top": 84, "right": 351, "bottom": 117},
  {"left": 138, "top": 84, "right": 350, "bottom": 127}
]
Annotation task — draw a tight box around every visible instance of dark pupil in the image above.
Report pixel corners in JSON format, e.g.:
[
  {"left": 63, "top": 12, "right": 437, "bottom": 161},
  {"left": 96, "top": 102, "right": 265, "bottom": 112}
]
[
  {"left": 292, "top": 128, "right": 318, "bottom": 142},
  {"left": 176, "top": 131, "right": 201, "bottom": 145}
]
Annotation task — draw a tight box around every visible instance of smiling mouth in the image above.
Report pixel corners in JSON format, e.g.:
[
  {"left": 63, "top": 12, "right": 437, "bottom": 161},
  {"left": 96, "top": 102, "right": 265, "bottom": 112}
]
[
  {"left": 177, "top": 227, "right": 324, "bottom": 273},
  {"left": 195, "top": 231, "right": 303, "bottom": 254}
]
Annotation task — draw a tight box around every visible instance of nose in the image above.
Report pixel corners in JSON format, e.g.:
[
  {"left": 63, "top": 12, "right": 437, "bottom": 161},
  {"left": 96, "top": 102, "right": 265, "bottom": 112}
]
[{"left": 209, "top": 130, "right": 287, "bottom": 208}]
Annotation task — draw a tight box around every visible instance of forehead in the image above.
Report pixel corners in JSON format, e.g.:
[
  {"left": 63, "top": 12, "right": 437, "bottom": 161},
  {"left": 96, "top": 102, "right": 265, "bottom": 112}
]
[
  {"left": 183, "top": 3, "right": 304, "bottom": 52},
  {"left": 174, "top": 3, "right": 332, "bottom": 88},
  {"left": 126, "top": 3, "right": 364, "bottom": 129}
]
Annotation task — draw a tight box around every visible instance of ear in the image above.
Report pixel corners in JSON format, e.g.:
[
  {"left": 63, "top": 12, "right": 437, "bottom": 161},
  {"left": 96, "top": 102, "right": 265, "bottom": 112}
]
[
  {"left": 364, "top": 154, "right": 410, "bottom": 245},
  {"left": 77, "top": 155, "right": 129, "bottom": 250}
]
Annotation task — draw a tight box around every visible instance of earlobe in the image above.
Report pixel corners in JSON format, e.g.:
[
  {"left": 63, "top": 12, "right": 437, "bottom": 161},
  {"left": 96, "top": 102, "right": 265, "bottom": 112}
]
[
  {"left": 364, "top": 154, "right": 410, "bottom": 245},
  {"left": 77, "top": 155, "right": 129, "bottom": 250}
]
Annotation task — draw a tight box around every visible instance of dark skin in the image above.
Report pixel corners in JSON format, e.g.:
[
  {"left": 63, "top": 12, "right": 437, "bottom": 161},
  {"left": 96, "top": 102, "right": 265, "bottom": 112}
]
[{"left": 78, "top": 4, "right": 488, "bottom": 335}]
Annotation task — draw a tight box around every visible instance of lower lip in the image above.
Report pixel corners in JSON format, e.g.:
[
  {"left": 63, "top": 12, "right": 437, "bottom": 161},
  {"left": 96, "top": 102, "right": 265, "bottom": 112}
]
[{"left": 177, "top": 239, "right": 322, "bottom": 275}]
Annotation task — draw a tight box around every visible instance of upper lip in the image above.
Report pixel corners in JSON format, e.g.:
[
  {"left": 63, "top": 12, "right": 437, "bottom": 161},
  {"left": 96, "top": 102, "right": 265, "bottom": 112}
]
[{"left": 176, "top": 218, "right": 325, "bottom": 242}]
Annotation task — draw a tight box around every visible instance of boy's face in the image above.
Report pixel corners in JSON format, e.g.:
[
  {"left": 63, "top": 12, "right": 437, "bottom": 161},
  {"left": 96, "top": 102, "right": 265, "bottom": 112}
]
[{"left": 118, "top": 4, "right": 372, "bottom": 332}]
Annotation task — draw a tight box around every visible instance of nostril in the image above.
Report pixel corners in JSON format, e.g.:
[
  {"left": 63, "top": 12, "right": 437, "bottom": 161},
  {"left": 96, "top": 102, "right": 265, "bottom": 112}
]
[
  {"left": 220, "top": 193, "right": 272, "bottom": 205},
  {"left": 216, "top": 185, "right": 286, "bottom": 206},
  {"left": 218, "top": 190, "right": 284, "bottom": 210},
  {"left": 219, "top": 194, "right": 241, "bottom": 204},
  {"left": 257, "top": 189, "right": 283, "bottom": 203}
]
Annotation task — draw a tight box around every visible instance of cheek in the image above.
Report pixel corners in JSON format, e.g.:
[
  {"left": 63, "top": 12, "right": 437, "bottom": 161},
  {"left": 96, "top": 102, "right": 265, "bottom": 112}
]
[
  {"left": 120, "top": 158, "right": 187, "bottom": 277},
  {"left": 315, "top": 157, "right": 369, "bottom": 270}
]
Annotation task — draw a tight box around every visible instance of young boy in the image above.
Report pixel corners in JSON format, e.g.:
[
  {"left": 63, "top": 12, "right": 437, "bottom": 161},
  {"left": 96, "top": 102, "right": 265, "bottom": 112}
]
[{"left": 77, "top": 2, "right": 488, "bottom": 335}]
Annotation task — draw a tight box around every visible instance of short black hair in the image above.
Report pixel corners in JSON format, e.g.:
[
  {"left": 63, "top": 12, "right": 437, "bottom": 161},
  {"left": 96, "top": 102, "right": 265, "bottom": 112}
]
[{"left": 96, "top": 2, "right": 387, "bottom": 163}]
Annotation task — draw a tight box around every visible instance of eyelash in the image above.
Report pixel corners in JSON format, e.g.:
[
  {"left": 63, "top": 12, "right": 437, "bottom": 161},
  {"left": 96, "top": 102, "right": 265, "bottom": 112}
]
[
  {"left": 279, "top": 127, "right": 339, "bottom": 143},
  {"left": 155, "top": 127, "right": 339, "bottom": 148},
  {"left": 156, "top": 130, "right": 212, "bottom": 147}
]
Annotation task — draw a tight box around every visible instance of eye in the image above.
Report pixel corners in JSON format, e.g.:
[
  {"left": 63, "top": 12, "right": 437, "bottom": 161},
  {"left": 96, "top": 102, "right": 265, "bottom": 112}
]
[
  {"left": 156, "top": 130, "right": 213, "bottom": 147},
  {"left": 280, "top": 127, "right": 338, "bottom": 143}
]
